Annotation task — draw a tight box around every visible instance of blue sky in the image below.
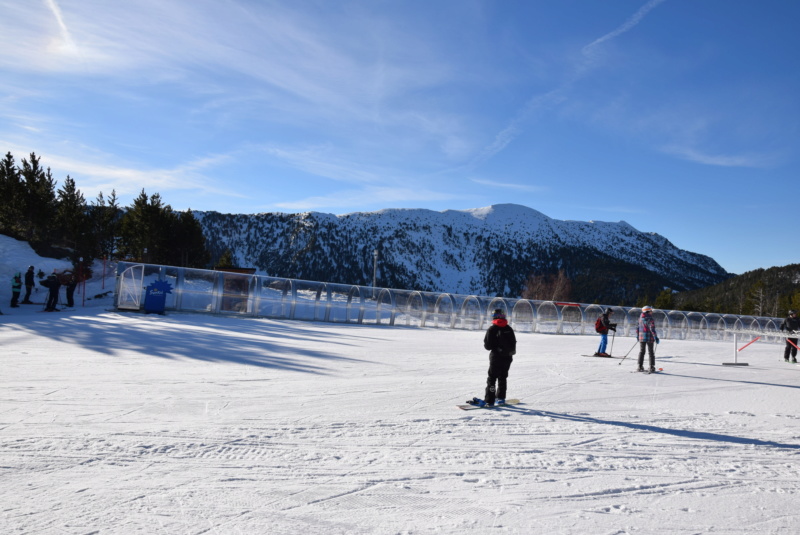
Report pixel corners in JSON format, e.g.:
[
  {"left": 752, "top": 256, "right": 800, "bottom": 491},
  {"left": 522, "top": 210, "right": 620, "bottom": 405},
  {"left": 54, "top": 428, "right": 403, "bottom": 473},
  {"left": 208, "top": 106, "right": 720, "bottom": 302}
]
[{"left": 1, "top": 0, "right": 797, "bottom": 275}]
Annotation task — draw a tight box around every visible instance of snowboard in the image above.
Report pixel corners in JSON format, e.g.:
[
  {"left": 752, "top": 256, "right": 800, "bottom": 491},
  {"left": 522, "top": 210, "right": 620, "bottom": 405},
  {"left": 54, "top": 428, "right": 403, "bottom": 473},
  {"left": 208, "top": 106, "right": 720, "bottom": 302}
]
[{"left": 457, "top": 398, "right": 521, "bottom": 411}]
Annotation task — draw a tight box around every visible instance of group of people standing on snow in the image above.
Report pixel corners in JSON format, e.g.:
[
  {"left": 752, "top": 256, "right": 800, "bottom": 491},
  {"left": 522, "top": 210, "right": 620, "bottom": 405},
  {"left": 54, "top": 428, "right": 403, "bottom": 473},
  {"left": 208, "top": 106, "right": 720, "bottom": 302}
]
[
  {"left": 467, "top": 306, "right": 800, "bottom": 407},
  {"left": 5, "top": 265, "right": 80, "bottom": 313},
  {"left": 8, "top": 265, "right": 36, "bottom": 310},
  {"left": 593, "top": 307, "right": 800, "bottom": 369},
  {"left": 468, "top": 306, "right": 658, "bottom": 407},
  {"left": 593, "top": 306, "right": 658, "bottom": 372}
]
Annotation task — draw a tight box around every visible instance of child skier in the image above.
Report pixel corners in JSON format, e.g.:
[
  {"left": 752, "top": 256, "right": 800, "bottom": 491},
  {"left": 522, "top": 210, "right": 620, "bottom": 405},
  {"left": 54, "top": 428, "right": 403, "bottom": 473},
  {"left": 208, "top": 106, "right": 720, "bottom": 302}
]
[{"left": 467, "top": 309, "right": 517, "bottom": 407}]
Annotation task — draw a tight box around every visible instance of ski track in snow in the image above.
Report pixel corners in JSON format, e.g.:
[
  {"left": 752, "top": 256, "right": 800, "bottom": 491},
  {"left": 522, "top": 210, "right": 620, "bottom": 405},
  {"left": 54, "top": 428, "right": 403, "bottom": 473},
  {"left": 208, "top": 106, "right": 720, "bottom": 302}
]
[{"left": 2, "top": 303, "right": 800, "bottom": 534}]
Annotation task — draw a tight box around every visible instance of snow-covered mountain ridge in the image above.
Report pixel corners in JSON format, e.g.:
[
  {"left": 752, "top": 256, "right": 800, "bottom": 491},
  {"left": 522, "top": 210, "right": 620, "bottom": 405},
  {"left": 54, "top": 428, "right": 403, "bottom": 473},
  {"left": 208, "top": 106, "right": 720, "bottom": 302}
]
[{"left": 194, "top": 203, "right": 729, "bottom": 301}]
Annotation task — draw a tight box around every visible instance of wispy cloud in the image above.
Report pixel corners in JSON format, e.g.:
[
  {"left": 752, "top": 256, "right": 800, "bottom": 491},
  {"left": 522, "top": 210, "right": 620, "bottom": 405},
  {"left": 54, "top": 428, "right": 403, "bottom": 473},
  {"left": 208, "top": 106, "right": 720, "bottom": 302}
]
[
  {"left": 469, "top": 177, "right": 546, "bottom": 192},
  {"left": 0, "top": 0, "right": 477, "bottom": 192},
  {"left": 273, "top": 185, "right": 464, "bottom": 213},
  {"left": 474, "top": 0, "right": 668, "bottom": 166},
  {"left": 580, "top": 0, "right": 668, "bottom": 62},
  {"left": 660, "top": 145, "right": 776, "bottom": 168},
  {"left": 44, "top": 0, "right": 78, "bottom": 54},
  {"left": 1, "top": 2, "right": 451, "bottom": 108},
  {"left": 260, "top": 144, "right": 383, "bottom": 184},
  {"left": 0, "top": 137, "right": 242, "bottom": 201}
]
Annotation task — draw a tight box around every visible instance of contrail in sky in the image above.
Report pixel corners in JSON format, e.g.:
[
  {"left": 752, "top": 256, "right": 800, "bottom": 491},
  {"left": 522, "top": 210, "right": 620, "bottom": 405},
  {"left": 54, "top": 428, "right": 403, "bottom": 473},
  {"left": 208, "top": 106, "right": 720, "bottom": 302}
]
[
  {"left": 475, "top": 0, "right": 668, "bottom": 166},
  {"left": 582, "top": 0, "right": 668, "bottom": 58},
  {"left": 44, "top": 0, "right": 78, "bottom": 52}
]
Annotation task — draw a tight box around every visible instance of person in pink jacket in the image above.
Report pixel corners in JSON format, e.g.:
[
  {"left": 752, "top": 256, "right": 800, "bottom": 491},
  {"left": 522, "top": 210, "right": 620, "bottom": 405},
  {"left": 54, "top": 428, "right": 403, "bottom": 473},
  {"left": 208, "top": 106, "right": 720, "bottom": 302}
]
[{"left": 636, "top": 306, "right": 659, "bottom": 372}]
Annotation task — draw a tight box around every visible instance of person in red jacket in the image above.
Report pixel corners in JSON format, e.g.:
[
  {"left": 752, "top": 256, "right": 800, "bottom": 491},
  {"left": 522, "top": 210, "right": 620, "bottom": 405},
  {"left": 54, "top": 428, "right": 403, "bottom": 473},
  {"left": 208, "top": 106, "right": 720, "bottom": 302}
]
[{"left": 594, "top": 308, "right": 617, "bottom": 356}]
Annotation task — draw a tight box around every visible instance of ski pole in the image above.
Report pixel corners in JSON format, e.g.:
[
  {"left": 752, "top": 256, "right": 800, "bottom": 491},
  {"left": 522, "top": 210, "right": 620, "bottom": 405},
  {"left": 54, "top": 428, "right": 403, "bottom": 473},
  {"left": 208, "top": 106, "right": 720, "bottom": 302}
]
[
  {"left": 609, "top": 330, "right": 616, "bottom": 356},
  {"left": 618, "top": 340, "right": 639, "bottom": 365}
]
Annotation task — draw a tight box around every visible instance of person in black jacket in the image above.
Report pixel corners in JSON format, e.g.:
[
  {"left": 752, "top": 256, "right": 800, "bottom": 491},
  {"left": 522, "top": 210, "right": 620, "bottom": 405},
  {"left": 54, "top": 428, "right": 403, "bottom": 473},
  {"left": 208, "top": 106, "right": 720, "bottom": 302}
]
[
  {"left": 21, "top": 266, "right": 35, "bottom": 304},
  {"left": 40, "top": 272, "right": 61, "bottom": 312},
  {"left": 780, "top": 310, "right": 800, "bottom": 363},
  {"left": 468, "top": 309, "right": 517, "bottom": 407},
  {"left": 57, "top": 269, "right": 78, "bottom": 308}
]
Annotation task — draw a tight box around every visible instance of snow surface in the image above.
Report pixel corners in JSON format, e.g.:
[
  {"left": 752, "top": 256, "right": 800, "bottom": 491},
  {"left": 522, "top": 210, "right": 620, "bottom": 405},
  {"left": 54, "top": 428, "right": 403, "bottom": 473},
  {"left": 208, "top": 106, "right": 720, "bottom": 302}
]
[{"left": 2, "top": 237, "right": 800, "bottom": 534}]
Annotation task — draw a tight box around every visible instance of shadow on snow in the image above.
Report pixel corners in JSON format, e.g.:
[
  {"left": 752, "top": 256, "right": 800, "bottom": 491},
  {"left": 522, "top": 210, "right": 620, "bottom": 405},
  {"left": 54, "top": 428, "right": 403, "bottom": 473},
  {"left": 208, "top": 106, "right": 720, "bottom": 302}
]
[
  {"left": 8, "top": 311, "right": 374, "bottom": 374},
  {"left": 507, "top": 406, "right": 800, "bottom": 450}
]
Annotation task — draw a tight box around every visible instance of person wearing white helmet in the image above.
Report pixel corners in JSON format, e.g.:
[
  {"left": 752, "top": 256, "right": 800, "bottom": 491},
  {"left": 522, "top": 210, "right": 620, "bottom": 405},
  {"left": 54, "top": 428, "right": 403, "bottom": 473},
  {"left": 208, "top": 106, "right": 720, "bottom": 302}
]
[
  {"left": 779, "top": 310, "right": 800, "bottom": 363},
  {"left": 635, "top": 306, "right": 659, "bottom": 372}
]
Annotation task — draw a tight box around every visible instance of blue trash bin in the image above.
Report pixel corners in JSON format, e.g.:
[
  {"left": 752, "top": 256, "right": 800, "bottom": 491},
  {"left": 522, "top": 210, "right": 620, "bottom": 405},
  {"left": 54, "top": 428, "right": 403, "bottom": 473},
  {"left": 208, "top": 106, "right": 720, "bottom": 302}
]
[{"left": 143, "top": 280, "right": 172, "bottom": 314}]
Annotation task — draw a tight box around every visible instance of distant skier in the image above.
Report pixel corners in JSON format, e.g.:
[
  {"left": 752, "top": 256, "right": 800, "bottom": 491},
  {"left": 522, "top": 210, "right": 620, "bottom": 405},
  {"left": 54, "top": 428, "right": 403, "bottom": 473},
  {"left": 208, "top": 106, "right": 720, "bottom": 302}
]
[
  {"left": 468, "top": 309, "right": 517, "bottom": 407},
  {"left": 636, "top": 306, "right": 659, "bottom": 372},
  {"left": 594, "top": 308, "right": 617, "bottom": 356},
  {"left": 780, "top": 310, "right": 800, "bottom": 363}
]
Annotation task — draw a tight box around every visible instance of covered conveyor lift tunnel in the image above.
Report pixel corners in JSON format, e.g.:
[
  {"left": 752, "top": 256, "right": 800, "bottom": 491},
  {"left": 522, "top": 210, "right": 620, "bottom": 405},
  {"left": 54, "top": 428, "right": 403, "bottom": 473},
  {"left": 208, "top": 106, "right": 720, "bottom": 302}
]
[{"left": 115, "top": 262, "right": 792, "bottom": 356}]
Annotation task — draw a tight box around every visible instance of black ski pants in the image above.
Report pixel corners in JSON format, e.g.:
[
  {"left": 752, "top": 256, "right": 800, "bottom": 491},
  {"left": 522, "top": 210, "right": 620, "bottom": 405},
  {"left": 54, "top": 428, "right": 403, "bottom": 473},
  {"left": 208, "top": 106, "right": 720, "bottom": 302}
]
[
  {"left": 485, "top": 353, "right": 513, "bottom": 404},
  {"left": 65, "top": 283, "right": 77, "bottom": 307},
  {"left": 785, "top": 339, "right": 799, "bottom": 361},
  {"left": 46, "top": 289, "right": 59, "bottom": 311},
  {"left": 637, "top": 341, "right": 656, "bottom": 369}
]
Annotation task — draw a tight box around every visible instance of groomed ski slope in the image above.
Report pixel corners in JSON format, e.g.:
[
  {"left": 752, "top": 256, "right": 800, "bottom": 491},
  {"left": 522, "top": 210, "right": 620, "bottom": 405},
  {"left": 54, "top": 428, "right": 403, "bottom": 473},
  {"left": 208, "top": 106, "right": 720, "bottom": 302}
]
[{"left": 2, "top": 302, "right": 800, "bottom": 534}]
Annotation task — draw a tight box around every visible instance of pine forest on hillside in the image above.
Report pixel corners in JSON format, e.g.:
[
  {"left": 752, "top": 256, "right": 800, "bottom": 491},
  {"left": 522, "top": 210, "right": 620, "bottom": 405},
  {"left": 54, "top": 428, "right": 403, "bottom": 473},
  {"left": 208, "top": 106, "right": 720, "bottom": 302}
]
[
  {"left": 0, "top": 151, "right": 209, "bottom": 274},
  {"left": 672, "top": 264, "right": 800, "bottom": 317}
]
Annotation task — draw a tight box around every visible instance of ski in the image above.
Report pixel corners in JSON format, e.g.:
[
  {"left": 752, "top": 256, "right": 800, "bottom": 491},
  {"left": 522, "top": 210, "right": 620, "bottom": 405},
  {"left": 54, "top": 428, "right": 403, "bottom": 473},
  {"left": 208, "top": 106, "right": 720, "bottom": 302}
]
[
  {"left": 581, "top": 354, "right": 621, "bottom": 359},
  {"left": 457, "top": 398, "right": 520, "bottom": 411},
  {"left": 631, "top": 368, "right": 664, "bottom": 374}
]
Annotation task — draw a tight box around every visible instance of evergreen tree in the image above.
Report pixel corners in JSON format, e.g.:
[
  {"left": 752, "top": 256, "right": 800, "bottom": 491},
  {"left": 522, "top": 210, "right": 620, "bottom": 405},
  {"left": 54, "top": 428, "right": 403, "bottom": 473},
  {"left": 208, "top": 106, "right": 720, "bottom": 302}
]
[
  {"left": 19, "top": 153, "right": 57, "bottom": 245},
  {"left": 170, "top": 209, "right": 210, "bottom": 268},
  {"left": 0, "top": 152, "right": 25, "bottom": 238},
  {"left": 790, "top": 292, "right": 800, "bottom": 315},
  {"left": 119, "top": 190, "right": 176, "bottom": 263},
  {"left": 654, "top": 288, "right": 674, "bottom": 310},
  {"left": 216, "top": 248, "right": 235, "bottom": 268},
  {"left": 55, "top": 176, "right": 92, "bottom": 262},
  {"left": 89, "top": 190, "right": 122, "bottom": 260}
]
